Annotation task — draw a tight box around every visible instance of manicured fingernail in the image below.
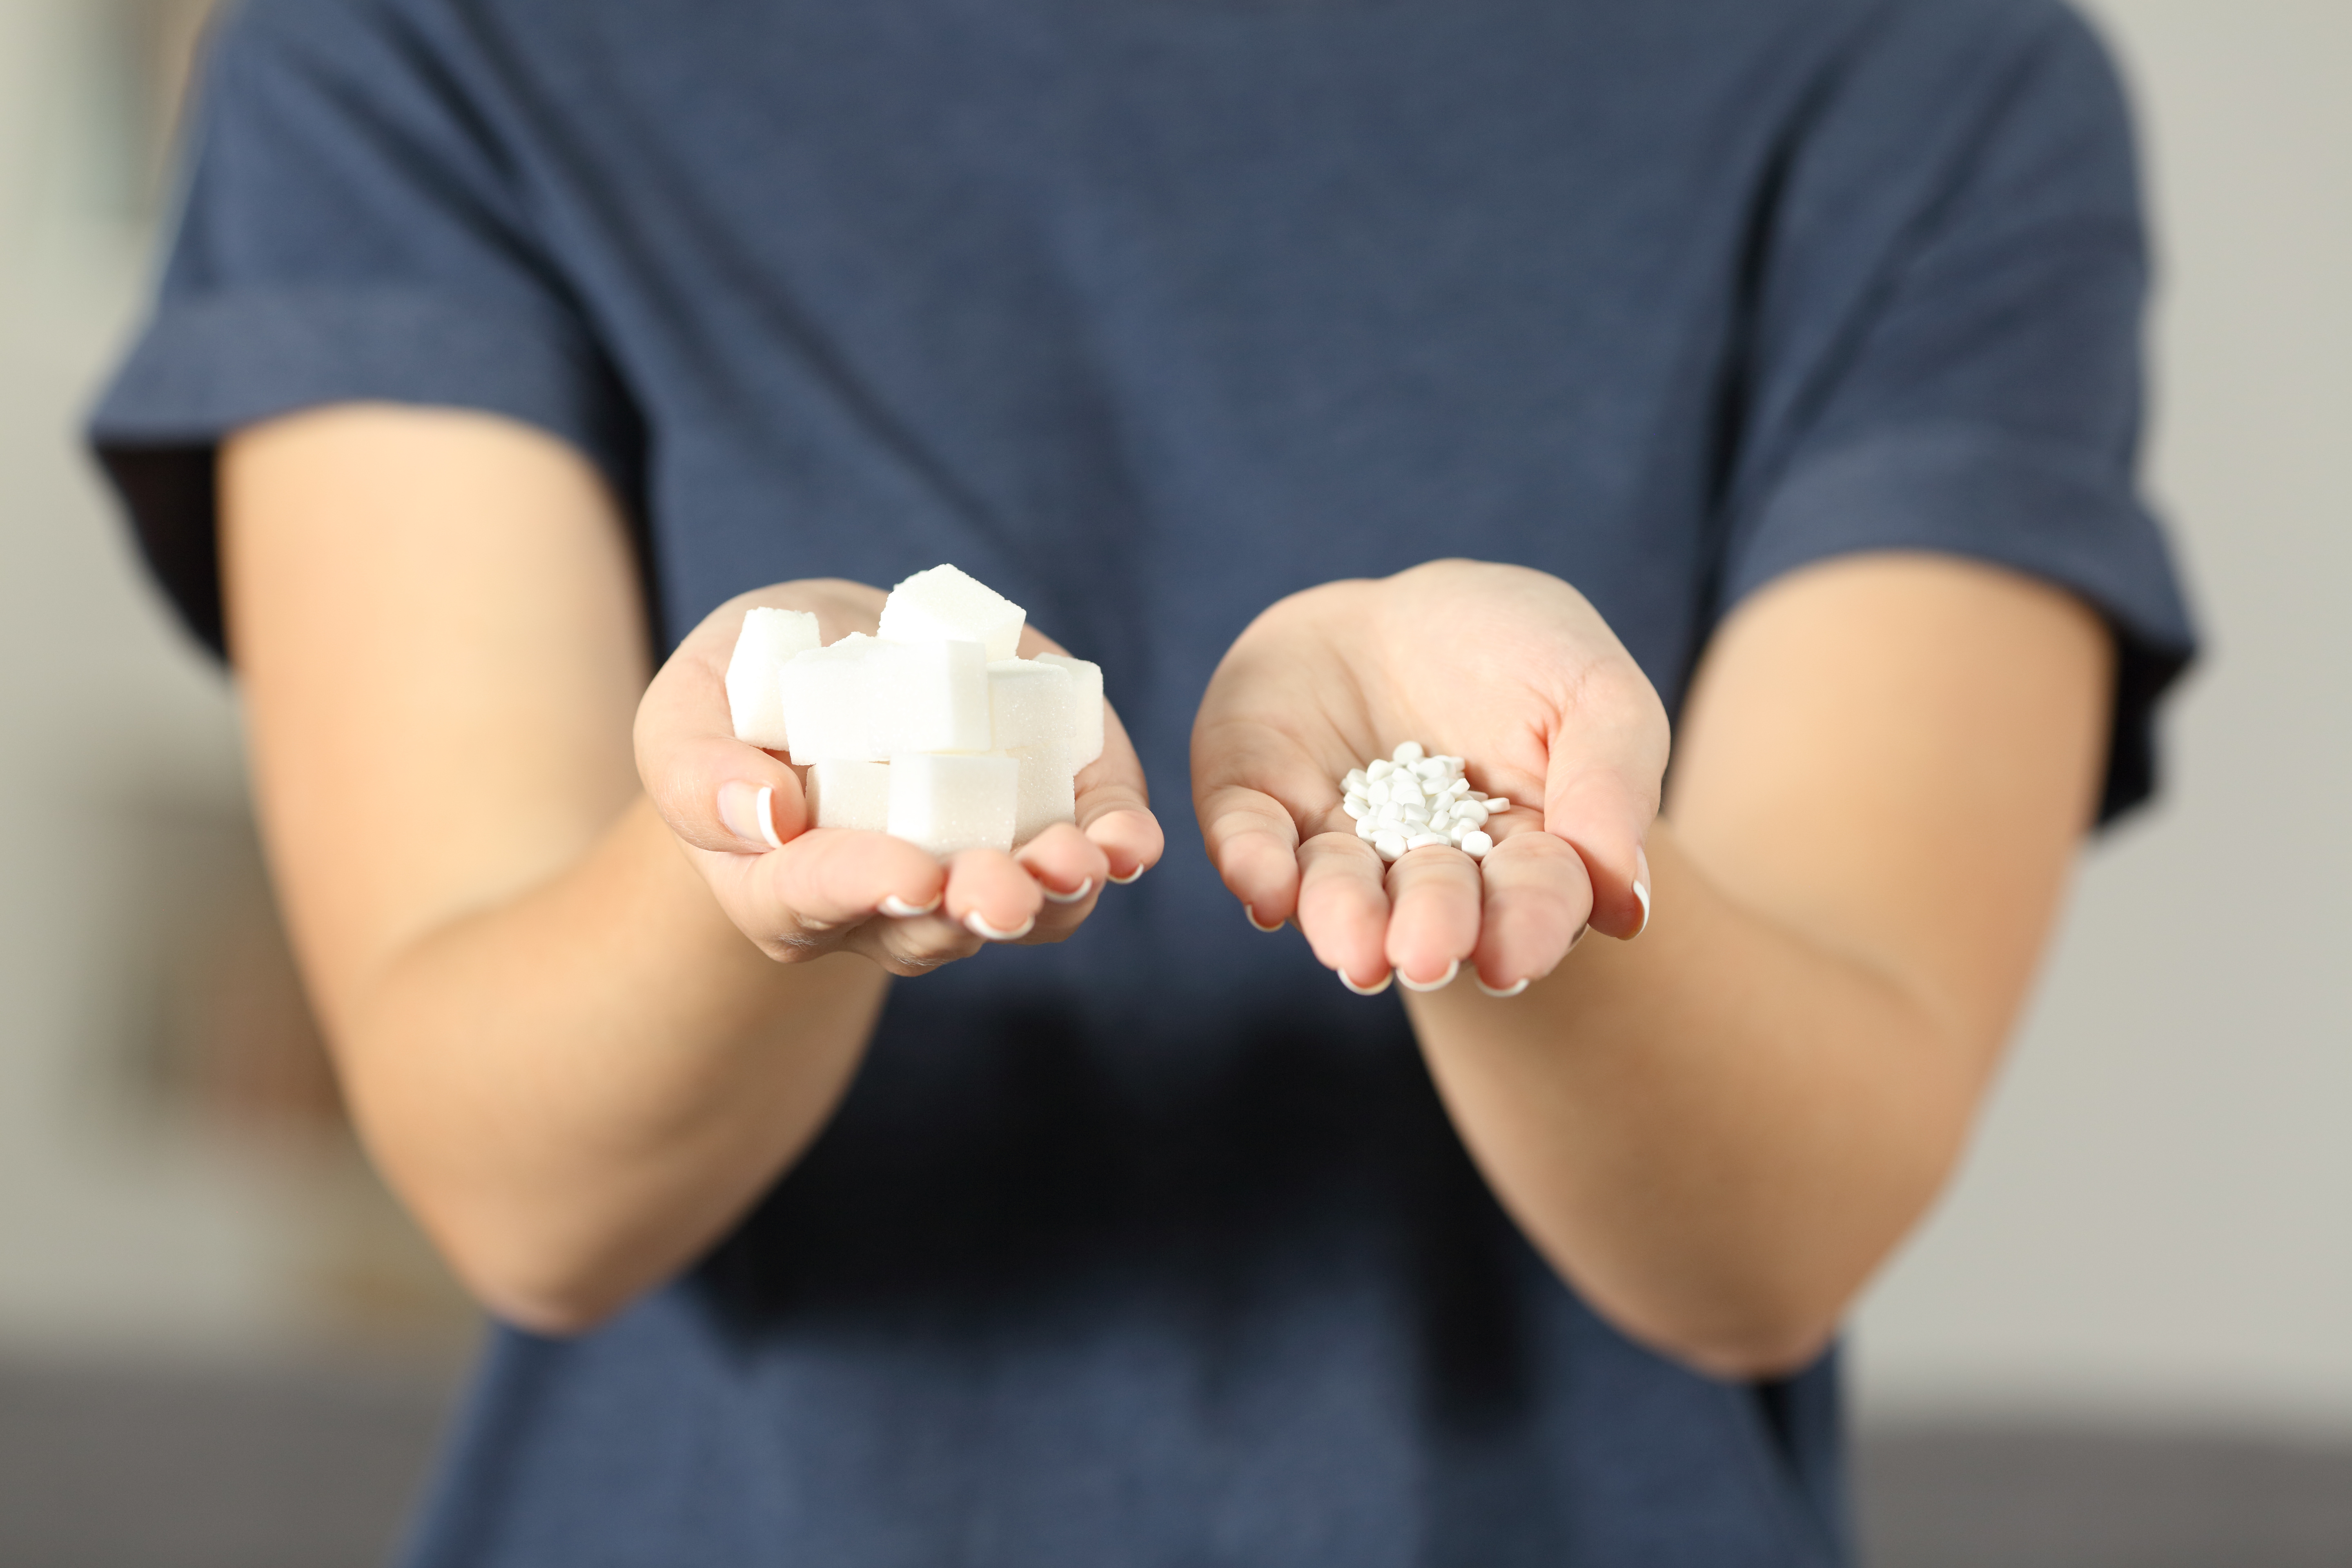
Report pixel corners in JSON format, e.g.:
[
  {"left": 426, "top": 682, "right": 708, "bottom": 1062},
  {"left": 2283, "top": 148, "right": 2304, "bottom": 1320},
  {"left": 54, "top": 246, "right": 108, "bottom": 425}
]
[
  {"left": 1398, "top": 958, "right": 1460, "bottom": 993},
  {"left": 880, "top": 893, "right": 940, "bottom": 919},
  {"left": 1245, "top": 904, "right": 1283, "bottom": 933},
  {"left": 1630, "top": 846, "right": 1652, "bottom": 938},
  {"left": 1475, "top": 976, "right": 1530, "bottom": 999},
  {"left": 1107, "top": 864, "right": 1145, "bottom": 885},
  {"left": 965, "top": 911, "right": 1036, "bottom": 942},
  {"left": 718, "top": 781, "right": 785, "bottom": 850},
  {"left": 1338, "top": 968, "right": 1393, "bottom": 996},
  {"left": 1041, "top": 877, "right": 1094, "bottom": 905}
]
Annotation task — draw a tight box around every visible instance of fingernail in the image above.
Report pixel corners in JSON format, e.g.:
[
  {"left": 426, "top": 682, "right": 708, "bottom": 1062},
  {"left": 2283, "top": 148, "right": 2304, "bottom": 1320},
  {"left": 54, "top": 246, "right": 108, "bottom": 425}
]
[
  {"left": 1107, "top": 864, "right": 1145, "bottom": 885},
  {"left": 1397, "top": 958, "right": 1460, "bottom": 993},
  {"left": 1475, "top": 975, "right": 1530, "bottom": 999},
  {"left": 1041, "top": 878, "right": 1094, "bottom": 905},
  {"left": 1338, "top": 968, "right": 1394, "bottom": 996},
  {"left": 965, "top": 911, "right": 1036, "bottom": 942},
  {"left": 1630, "top": 846, "right": 1652, "bottom": 938},
  {"left": 1567, "top": 922, "right": 1589, "bottom": 953},
  {"left": 1245, "top": 904, "right": 1284, "bottom": 933},
  {"left": 880, "top": 893, "right": 940, "bottom": 919},
  {"left": 718, "top": 781, "right": 785, "bottom": 850}
]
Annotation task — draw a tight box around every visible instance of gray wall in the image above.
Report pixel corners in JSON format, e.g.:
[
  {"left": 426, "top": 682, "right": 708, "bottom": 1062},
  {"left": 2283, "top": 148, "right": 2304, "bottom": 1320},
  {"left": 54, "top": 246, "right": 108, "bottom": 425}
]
[{"left": 1852, "top": 0, "right": 2352, "bottom": 1433}]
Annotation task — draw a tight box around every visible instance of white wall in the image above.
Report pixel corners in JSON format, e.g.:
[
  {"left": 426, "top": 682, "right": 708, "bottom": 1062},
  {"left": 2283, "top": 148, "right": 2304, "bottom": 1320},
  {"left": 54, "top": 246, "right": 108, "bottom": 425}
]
[
  {"left": 0, "top": 0, "right": 346, "bottom": 1359},
  {"left": 1852, "top": 0, "right": 2352, "bottom": 1434}
]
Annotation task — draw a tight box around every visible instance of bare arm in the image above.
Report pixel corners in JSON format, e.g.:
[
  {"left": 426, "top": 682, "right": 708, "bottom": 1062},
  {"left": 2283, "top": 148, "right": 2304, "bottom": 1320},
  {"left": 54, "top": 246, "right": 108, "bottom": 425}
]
[
  {"left": 225, "top": 404, "right": 1158, "bottom": 1332},
  {"left": 1195, "top": 555, "right": 2111, "bottom": 1376},
  {"left": 1405, "top": 557, "right": 2110, "bottom": 1374}
]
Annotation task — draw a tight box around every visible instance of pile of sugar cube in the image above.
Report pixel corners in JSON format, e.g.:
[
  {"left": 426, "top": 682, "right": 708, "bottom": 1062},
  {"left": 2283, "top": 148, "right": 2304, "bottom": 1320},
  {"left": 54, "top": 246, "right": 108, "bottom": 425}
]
[
  {"left": 725, "top": 565, "right": 1103, "bottom": 858},
  {"left": 1342, "top": 742, "right": 1517, "bottom": 863}
]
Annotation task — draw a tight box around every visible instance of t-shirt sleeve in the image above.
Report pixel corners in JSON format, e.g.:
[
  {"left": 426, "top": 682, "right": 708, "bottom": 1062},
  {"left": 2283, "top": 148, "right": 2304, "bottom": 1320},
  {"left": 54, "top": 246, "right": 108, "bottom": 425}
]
[
  {"left": 1718, "top": 0, "right": 2196, "bottom": 822},
  {"left": 87, "top": 0, "right": 640, "bottom": 659}
]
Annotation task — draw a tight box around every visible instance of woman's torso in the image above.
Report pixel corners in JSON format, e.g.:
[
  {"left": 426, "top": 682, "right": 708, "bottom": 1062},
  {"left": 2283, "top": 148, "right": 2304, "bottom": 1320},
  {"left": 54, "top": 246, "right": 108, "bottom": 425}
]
[{"left": 302, "top": 0, "right": 1991, "bottom": 1558}]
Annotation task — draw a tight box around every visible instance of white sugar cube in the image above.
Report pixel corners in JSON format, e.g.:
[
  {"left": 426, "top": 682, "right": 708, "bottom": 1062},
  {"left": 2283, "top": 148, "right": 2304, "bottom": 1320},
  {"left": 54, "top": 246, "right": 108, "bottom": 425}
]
[
  {"left": 878, "top": 564, "right": 1027, "bottom": 662},
  {"left": 807, "top": 760, "right": 891, "bottom": 833},
  {"left": 880, "top": 639, "right": 992, "bottom": 755},
  {"left": 1009, "top": 744, "right": 1079, "bottom": 847},
  {"left": 886, "top": 753, "right": 1018, "bottom": 858},
  {"left": 777, "top": 634, "right": 895, "bottom": 763},
  {"left": 1033, "top": 653, "right": 1104, "bottom": 766},
  {"left": 778, "top": 636, "right": 990, "bottom": 762},
  {"left": 988, "top": 659, "right": 1075, "bottom": 753},
  {"left": 726, "top": 607, "right": 821, "bottom": 749}
]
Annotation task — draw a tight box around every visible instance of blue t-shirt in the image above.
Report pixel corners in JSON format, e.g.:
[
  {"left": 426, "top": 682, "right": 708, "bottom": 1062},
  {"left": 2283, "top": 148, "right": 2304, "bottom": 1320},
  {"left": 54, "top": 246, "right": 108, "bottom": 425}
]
[{"left": 93, "top": 0, "right": 2194, "bottom": 1562}]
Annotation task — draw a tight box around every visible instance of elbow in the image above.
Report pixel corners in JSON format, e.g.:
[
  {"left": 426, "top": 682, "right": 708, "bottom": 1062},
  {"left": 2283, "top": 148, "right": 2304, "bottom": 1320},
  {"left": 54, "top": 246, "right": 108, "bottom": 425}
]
[
  {"left": 470, "top": 1275, "right": 631, "bottom": 1340},
  {"left": 1662, "top": 1316, "right": 1841, "bottom": 1383},
  {"left": 1586, "top": 1276, "right": 1849, "bottom": 1383},
  {"left": 353, "top": 1116, "right": 685, "bottom": 1339},
  {"left": 425, "top": 1211, "right": 655, "bottom": 1339}
]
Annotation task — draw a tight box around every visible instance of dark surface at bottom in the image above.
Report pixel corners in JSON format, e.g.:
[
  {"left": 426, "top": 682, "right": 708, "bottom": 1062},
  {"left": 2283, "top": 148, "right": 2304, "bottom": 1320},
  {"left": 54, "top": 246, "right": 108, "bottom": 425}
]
[
  {"left": 3, "top": 1358, "right": 2350, "bottom": 1567},
  {"left": 0, "top": 1358, "right": 460, "bottom": 1568},
  {"left": 1854, "top": 1421, "right": 2352, "bottom": 1568}
]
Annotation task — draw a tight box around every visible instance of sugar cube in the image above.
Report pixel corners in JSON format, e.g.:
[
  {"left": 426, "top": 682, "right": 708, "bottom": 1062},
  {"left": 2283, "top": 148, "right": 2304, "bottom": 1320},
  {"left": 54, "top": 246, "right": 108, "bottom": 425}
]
[
  {"left": 1010, "top": 744, "right": 1079, "bottom": 846},
  {"left": 878, "top": 564, "right": 1027, "bottom": 662},
  {"left": 778, "top": 635, "right": 991, "bottom": 762},
  {"left": 807, "top": 759, "right": 891, "bottom": 833},
  {"left": 987, "top": 659, "right": 1075, "bottom": 753},
  {"left": 777, "top": 634, "right": 895, "bottom": 763},
  {"left": 726, "top": 606, "right": 821, "bottom": 749},
  {"left": 1033, "top": 653, "right": 1104, "bottom": 766},
  {"left": 753, "top": 566, "right": 1101, "bottom": 861},
  {"left": 881, "top": 639, "right": 992, "bottom": 755},
  {"left": 886, "top": 753, "right": 1018, "bottom": 857}
]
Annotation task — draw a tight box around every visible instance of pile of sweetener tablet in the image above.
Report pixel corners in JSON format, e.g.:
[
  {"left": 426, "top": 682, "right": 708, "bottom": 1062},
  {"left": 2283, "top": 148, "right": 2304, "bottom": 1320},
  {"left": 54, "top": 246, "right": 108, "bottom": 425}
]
[
  {"left": 1342, "top": 742, "right": 1518, "bottom": 863},
  {"left": 725, "top": 565, "right": 1103, "bottom": 858}
]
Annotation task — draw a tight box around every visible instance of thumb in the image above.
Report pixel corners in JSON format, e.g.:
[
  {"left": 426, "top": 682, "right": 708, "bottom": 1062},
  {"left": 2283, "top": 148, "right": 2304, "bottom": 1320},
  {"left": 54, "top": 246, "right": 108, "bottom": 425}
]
[
  {"left": 1542, "top": 715, "right": 1665, "bottom": 942},
  {"left": 1198, "top": 781, "right": 1307, "bottom": 924},
  {"left": 650, "top": 730, "right": 809, "bottom": 856},
  {"left": 633, "top": 645, "right": 810, "bottom": 856}
]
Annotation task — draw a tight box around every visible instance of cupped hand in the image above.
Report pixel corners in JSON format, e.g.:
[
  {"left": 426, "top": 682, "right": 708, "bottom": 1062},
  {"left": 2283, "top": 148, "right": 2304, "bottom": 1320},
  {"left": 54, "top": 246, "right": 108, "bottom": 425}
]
[
  {"left": 637, "top": 580, "right": 1163, "bottom": 975},
  {"left": 1192, "top": 560, "right": 1668, "bottom": 995}
]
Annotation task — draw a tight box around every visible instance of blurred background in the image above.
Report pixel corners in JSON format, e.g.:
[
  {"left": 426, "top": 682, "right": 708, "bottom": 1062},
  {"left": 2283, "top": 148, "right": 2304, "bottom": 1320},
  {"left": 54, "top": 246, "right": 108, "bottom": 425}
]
[{"left": 0, "top": 0, "right": 2344, "bottom": 1563}]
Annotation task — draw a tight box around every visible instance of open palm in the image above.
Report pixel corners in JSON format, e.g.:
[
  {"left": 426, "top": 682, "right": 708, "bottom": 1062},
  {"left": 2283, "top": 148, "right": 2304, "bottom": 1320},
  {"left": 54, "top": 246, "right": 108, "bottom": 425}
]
[
  {"left": 1192, "top": 561, "right": 1668, "bottom": 994},
  {"left": 639, "top": 579, "right": 1162, "bottom": 971}
]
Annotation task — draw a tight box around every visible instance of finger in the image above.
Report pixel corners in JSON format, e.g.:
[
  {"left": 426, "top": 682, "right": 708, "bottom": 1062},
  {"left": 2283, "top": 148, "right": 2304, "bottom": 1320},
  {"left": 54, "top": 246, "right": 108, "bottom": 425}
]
[
  {"left": 1013, "top": 608, "right": 1135, "bottom": 878},
  {"left": 855, "top": 905, "right": 986, "bottom": 977},
  {"left": 634, "top": 612, "right": 808, "bottom": 856},
  {"left": 1543, "top": 664, "right": 1668, "bottom": 939},
  {"left": 942, "top": 848, "right": 1045, "bottom": 942},
  {"left": 1190, "top": 709, "right": 1346, "bottom": 922},
  {"left": 1199, "top": 783, "right": 1304, "bottom": 927},
  {"left": 731, "top": 827, "right": 949, "bottom": 935},
  {"left": 1076, "top": 699, "right": 1164, "bottom": 883},
  {"left": 659, "top": 734, "right": 810, "bottom": 855},
  {"left": 1013, "top": 624, "right": 1072, "bottom": 659},
  {"left": 1081, "top": 801, "right": 1164, "bottom": 886},
  {"left": 1472, "top": 829, "right": 1593, "bottom": 992},
  {"left": 1296, "top": 832, "right": 1392, "bottom": 993},
  {"left": 1383, "top": 845, "right": 1483, "bottom": 991},
  {"left": 1016, "top": 821, "right": 1108, "bottom": 931}
]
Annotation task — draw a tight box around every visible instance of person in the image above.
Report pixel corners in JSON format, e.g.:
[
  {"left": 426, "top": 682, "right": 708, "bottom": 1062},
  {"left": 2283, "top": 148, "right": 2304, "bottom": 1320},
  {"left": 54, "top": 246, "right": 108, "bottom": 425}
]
[{"left": 91, "top": 0, "right": 2195, "bottom": 1560}]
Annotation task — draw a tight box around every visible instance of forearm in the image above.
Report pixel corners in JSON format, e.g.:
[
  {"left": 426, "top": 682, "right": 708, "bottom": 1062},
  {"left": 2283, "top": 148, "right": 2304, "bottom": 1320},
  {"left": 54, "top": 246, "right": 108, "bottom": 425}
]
[
  {"left": 342, "top": 794, "right": 887, "bottom": 1332},
  {"left": 1197, "top": 557, "right": 2105, "bottom": 1377},
  {"left": 1404, "top": 822, "right": 1986, "bottom": 1377},
  {"left": 218, "top": 412, "right": 1155, "bottom": 1334}
]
